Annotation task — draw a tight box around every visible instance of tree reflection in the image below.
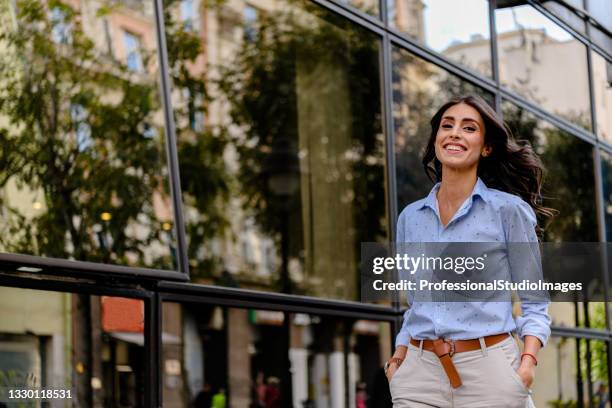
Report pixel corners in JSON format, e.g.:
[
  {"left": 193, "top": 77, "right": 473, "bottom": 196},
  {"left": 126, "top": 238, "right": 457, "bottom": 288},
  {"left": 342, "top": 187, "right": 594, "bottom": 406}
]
[
  {"left": 209, "top": 1, "right": 387, "bottom": 297},
  {"left": 502, "top": 104, "right": 597, "bottom": 242},
  {"left": 0, "top": 0, "right": 173, "bottom": 268},
  {"left": 164, "top": 0, "right": 231, "bottom": 279}
]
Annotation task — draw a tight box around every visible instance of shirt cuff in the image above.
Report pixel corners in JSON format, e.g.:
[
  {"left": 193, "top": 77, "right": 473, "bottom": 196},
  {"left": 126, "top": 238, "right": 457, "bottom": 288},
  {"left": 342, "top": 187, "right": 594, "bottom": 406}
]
[
  {"left": 395, "top": 329, "right": 410, "bottom": 348},
  {"left": 515, "top": 302, "right": 551, "bottom": 347}
]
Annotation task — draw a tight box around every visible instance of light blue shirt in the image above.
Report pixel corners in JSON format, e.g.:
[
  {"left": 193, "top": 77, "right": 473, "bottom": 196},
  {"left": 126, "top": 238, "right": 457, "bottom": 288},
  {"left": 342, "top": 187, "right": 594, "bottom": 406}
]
[{"left": 395, "top": 177, "right": 551, "bottom": 347}]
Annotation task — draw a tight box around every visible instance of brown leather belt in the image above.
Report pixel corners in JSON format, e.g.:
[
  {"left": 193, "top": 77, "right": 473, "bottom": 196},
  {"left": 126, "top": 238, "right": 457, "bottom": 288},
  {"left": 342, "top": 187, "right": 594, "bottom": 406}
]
[{"left": 409, "top": 333, "right": 510, "bottom": 388}]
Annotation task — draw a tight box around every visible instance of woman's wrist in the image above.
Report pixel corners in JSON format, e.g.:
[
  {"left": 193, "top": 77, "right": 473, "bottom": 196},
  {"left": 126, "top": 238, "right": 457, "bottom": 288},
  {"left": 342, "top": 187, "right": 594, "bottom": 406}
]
[
  {"left": 520, "top": 354, "right": 537, "bottom": 369},
  {"left": 521, "top": 335, "right": 541, "bottom": 368},
  {"left": 393, "top": 345, "right": 408, "bottom": 359}
]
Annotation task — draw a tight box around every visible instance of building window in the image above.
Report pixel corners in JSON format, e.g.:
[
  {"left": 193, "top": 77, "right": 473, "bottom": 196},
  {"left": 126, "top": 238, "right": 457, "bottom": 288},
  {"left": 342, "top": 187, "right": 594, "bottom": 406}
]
[
  {"left": 243, "top": 5, "right": 258, "bottom": 42},
  {"left": 190, "top": 91, "right": 205, "bottom": 132},
  {"left": 50, "top": 6, "right": 71, "bottom": 44},
  {"left": 180, "top": 0, "right": 196, "bottom": 31},
  {"left": 70, "top": 104, "right": 92, "bottom": 152},
  {"left": 123, "top": 31, "right": 143, "bottom": 73},
  {"left": 103, "top": 19, "right": 115, "bottom": 58}
]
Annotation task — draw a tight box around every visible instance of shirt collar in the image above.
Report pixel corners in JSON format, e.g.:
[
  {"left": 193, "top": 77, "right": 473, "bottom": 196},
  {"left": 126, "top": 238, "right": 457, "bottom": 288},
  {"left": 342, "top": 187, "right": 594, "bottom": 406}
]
[{"left": 418, "top": 177, "right": 489, "bottom": 212}]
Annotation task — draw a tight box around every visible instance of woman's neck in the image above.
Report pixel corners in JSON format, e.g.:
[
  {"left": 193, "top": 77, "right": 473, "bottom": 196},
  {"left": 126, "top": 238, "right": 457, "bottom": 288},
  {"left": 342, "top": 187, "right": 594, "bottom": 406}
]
[{"left": 438, "top": 168, "right": 478, "bottom": 205}]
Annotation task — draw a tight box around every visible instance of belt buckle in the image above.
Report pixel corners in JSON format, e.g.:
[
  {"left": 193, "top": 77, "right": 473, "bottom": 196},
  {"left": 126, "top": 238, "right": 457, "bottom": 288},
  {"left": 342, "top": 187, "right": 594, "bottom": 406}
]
[{"left": 443, "top": 338, "right": 456, "bottom": 357}]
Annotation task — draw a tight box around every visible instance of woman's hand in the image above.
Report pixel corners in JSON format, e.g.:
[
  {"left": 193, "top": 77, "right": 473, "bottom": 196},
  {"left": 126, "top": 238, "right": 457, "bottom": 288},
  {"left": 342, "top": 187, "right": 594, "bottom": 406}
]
[
  {"left": 386, "top": 346, "right": 408, "bottom": 382},
  {"left": 517, "top": 335, "right": 541, "bottom": 389},
  {"left": 516, "top": 357, "right": 536, "bottom": 389},
  {"left": 386, "top": 362, "right": 399, "bottom": 382}
]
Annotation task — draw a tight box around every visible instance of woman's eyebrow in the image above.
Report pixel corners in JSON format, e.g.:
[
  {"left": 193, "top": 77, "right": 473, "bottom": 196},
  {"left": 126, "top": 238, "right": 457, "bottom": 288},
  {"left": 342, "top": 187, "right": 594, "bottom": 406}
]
[{"left": 442, "top": 116, "right": 481, "bottom": 125}]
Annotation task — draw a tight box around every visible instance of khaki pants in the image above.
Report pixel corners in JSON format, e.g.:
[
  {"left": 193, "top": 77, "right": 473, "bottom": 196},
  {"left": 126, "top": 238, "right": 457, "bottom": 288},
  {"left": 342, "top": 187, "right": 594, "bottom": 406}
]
[{"left": 389, "top": 336, "right": 536, "bottom": 408}]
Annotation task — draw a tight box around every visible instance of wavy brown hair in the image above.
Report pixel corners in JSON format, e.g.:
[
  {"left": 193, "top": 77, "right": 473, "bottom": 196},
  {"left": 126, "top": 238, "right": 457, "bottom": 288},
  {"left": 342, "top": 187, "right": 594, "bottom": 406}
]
[{"left": 422, "top": 95, "right": 556, "bottom": 222}]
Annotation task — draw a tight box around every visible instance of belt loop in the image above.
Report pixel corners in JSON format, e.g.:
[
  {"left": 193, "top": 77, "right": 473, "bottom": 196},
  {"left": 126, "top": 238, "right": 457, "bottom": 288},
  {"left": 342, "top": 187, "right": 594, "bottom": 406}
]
[
  {"left": 419, "top": 340, "right": 424, "bottom": 356},
  {"left": 478, "top": 337, "right": 487, "bottom": 357}
]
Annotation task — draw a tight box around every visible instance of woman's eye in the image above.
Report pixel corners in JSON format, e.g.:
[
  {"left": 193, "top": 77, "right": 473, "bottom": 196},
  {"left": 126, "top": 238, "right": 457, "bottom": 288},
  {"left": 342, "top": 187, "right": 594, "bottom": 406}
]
[
  {"left": 441, "top": 124, "right": 452, "bottom": 129},
  {"left": 464, "top": 127, "right": 476, "bottom": 132}
]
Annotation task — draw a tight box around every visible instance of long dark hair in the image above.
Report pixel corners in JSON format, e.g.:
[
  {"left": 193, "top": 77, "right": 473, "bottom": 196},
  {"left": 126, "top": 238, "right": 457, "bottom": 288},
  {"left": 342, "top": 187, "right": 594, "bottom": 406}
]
[{"left": 422, "top": 94, "right": 556, "bottom": 221}]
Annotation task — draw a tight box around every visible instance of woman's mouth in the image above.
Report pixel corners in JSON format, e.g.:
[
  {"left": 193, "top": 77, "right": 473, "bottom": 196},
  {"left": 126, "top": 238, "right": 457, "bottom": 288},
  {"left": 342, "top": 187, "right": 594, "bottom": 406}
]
[{"left": 443, "top": 142, "right": 467, "bottom": 154}]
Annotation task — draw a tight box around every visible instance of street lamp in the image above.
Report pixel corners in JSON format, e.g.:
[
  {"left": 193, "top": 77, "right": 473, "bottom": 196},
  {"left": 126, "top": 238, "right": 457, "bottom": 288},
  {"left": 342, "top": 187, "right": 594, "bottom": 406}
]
[
  {"left": 262, "top": 136, "right": 300, "bottom": 293},
  {"left": 262, "top": 136, "right": 299, "bottom": 408}
]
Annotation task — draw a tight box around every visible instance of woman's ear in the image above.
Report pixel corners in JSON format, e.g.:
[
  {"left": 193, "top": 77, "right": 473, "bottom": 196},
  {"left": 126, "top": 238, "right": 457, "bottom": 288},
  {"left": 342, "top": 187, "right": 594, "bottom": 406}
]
[{"left": 481, "top": 146, "right": 492, "bottom": 157}]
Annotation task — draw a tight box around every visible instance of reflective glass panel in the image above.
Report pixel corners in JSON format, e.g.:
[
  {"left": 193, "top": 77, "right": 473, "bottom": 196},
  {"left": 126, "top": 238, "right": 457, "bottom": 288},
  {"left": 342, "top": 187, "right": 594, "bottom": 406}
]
[
  {"left": 591, "top": 26, "right": 612, "bottom": 56},
  {"left": 0, "top": 286, "right": 146, "bottom": 406},
  {"left": 387, "top": 0, "right": 492, "bottom": 77},
  {"left": 602, "top": 150, "right": 612, "bottom": 241},
  {"left": 164, "top": 0, "right": 387, "bottom": 299},
  {"left": 540, "top": 1, "right": 586, "bottom": 35},
  {"left": 336, "top": 0, "right": 379, "bottom": 18},
  {"left": 391, "top": 48, "right": 494, "bottom": 211},
  {"left": 161, "top": 302, "right": 393, "bottom": 407},
  {"left": 502, "top": 102, "right": 597, "bottom": 242},
  {"left": 592, "top": 52, "right": 612, "bottom": 142},
  {"left": 0, "top": 0, "right": 176, "bottom": 269},
  {"left": 495, "top": 4, "right": 592, "bottom": 130},
  {"left": 588, "top": 0, "right": 612, "bottom": 33}
]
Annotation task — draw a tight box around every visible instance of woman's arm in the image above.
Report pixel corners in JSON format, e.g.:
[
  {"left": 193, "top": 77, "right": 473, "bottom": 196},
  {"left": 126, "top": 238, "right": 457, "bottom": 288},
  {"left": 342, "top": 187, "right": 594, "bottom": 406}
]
[
  {"left": 505, "top": 199, "right": 551, "bottom": 387},
  {"left": 387, "top": 212, "right": 410, "bottom": 380}
]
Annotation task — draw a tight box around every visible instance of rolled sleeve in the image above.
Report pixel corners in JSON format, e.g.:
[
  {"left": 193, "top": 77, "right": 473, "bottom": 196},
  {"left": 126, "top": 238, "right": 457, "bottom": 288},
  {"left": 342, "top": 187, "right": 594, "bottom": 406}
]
[
  {"left": 504, "top": 199, "right": 551, "bottom": 347},
  {"left": 395, "top": 309, "right": 411, "bottom": 347},
  {"left": 515, "top": 302, "right": 551, "bottom": 346}
]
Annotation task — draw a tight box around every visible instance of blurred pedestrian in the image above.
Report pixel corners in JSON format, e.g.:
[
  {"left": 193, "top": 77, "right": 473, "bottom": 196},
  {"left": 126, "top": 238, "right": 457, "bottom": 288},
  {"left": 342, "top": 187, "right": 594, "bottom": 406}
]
[{"left": 264, "top": 376, "right": 281, "bottom": 408}]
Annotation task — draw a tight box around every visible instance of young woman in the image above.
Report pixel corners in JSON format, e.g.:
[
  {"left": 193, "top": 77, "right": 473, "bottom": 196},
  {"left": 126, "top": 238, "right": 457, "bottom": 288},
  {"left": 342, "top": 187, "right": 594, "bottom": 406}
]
[{"left": 386, "top": 95, "right": 552, "bottom": 407}]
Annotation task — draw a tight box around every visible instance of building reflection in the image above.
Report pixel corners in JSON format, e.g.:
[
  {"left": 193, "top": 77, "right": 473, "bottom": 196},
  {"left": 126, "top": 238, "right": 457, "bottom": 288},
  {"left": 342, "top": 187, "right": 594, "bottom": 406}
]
[{"left": 161, "top": 303, "right": 392, "bottom": 407}]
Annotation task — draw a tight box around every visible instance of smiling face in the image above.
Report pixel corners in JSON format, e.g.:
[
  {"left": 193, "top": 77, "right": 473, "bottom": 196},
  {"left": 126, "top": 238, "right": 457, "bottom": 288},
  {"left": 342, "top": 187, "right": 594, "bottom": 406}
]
[{"left": 434, "top": 102, "right": 490, "bottom": 174}]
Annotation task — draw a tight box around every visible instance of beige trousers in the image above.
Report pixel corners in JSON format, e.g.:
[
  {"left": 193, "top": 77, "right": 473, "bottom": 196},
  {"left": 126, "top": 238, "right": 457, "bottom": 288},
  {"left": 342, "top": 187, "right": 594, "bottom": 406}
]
[{"left": 389, "top": 336, "right": 536, "bottom": 408}]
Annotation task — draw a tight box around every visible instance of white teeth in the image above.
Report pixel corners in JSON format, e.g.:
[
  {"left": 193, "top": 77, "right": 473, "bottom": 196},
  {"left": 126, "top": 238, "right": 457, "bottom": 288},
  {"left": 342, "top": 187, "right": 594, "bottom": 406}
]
[{"left": 446, "top": 145, "right": 463, "bottom": 151}]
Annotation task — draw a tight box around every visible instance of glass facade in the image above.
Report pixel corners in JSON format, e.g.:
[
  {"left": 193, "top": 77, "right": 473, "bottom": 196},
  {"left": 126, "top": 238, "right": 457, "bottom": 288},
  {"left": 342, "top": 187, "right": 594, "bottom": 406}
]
[
  {"left": 0, "top": 0, "right": 609, "bottom": 407},
  {"left": 166, "top": 0, "right": 387, "bottom": 300}
]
